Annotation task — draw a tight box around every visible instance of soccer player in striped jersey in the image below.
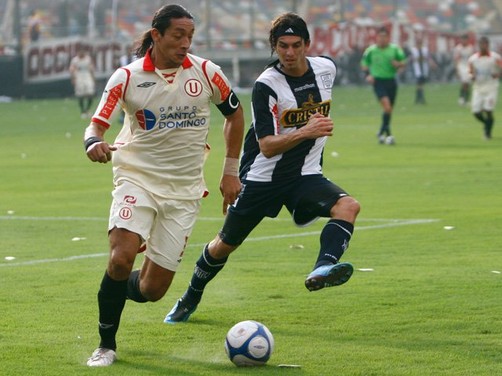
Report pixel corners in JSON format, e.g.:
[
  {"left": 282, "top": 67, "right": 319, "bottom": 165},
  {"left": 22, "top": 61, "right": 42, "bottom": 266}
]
[
  {"left": 165, "top": 12, "right": 361, "bottom": 324},
  {"left": 84, "top": 5, "right": 244, "bottom": 366}
]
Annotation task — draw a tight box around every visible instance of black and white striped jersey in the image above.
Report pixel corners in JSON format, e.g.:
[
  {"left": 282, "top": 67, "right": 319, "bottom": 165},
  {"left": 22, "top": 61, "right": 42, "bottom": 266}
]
[{"left": 240, "top": 56, "right": 337, "bottom": 183}]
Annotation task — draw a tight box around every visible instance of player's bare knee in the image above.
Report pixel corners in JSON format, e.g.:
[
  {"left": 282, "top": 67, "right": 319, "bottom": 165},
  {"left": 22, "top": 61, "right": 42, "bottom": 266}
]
[
  {"left": 108, "top": 252, "right": 135, "bottom": 278},
  {"left": 331, "top": 197, "right": 360, "bottom": 220}
]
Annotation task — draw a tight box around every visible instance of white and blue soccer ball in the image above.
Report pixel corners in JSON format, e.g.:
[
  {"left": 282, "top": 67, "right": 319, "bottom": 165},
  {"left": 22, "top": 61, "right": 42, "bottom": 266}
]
[{"left": 224, "top": 320, "right": 274, "bottom": 366}]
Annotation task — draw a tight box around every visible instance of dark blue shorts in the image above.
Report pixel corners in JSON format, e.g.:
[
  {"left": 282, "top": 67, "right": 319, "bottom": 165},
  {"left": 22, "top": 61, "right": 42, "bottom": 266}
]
[
  {"left": 373, "top": 78, "right": 398, "bottom": 105},
  {"left": 218, "top": 175, "right": 349, "bottom": 246}
]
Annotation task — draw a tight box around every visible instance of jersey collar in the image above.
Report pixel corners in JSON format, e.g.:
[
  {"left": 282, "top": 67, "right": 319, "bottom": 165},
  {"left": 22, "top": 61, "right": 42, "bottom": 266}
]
[{"left": 143, "top": 48, "right": 193, "bottom": 71}]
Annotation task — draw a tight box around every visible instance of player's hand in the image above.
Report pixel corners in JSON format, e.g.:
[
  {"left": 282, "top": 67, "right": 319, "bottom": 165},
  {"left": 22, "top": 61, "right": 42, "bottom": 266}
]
[
  {"left": 86, "top": 142, "right": 117, "bottom": 164},
  {"left": 220, "top": 175, "right": 242, "bottom": 215},
  {"left": 302, "top": 112, "right": 333, "bottom": 139},
  {"left": 365, "top": 74, "right": 375, "bottom": 84}
]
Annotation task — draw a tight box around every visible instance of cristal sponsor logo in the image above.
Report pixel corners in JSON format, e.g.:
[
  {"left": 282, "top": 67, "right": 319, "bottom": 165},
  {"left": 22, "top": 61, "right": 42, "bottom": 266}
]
[
  {"left": 137, "top": 81, "right": 156, "bottom": 88},
  {"left": 280, "top": 95, "right": 331, "bottom": 128}
]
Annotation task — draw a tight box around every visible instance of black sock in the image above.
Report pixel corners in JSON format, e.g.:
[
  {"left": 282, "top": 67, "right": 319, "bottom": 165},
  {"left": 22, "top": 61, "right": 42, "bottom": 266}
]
[
  {"left": 314, "top": 219, "right": 354, "bottom": 269},
  {"left": 184, "top": 244, "right": 228, "bottom": 304},
  {"left": 474, "top": 112, "right": 485, "bottom": 124},
  {"left": 127, "top": 269, "right": 148, "bottom": 303},
  {"left": 78, "top": 98, "right": 85, "bottom": 113},
  {"left": 485, "top": 112, "right": 494, "bottom": 137},
  {"left": 86, "top": 97, "right": 93, "bottom": 112},
  {"left": 380, "top": 112, "right": 391, "bottom": 136},
  {"left": 97, "top": 271, "right": 128, "bottom": 351}
]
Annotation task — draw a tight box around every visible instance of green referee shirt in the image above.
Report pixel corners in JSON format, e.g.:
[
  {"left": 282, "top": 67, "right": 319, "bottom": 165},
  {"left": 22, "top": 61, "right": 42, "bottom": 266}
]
[{"left": 361, "top": 43, "right": 406, "bottom": 79}]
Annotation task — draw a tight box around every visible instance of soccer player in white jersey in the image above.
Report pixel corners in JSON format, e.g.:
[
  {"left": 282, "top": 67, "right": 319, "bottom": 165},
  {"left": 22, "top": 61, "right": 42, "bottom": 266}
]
[
  {"left": 410, "top": 38, "right": 436, "bottom": 104},
  {"left": 454, "top": 34, "right": 475, "bottom": 106},
  {"left": 468, "top": 36, "right": 502, "bottom": 140},
  {"left": 165, "top": 12, "right": 360, "bottom": 324},
  {"left": 83, "top": 5, "right": 244, "bottom": 367},
  {"left": 69, "top": 47, "right": 95, "bottom": 118}
]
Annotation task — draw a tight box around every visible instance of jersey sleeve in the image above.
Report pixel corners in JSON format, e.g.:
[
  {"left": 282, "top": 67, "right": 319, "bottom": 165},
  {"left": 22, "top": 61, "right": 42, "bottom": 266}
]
[
  {"left": 91, "top": 68, "right": 129, "bottom": 128},
  {"left": 251, "top": 80, "right": 279, "bottom": 139},
  {"left": 202, "top": 60, "right": 240, "bottom": 116}
]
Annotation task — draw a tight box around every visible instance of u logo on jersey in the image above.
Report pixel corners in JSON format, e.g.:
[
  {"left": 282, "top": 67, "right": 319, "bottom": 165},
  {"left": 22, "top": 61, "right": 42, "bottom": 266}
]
[{"left": 185, "top": 79, "right": 203, "bottom": 97}]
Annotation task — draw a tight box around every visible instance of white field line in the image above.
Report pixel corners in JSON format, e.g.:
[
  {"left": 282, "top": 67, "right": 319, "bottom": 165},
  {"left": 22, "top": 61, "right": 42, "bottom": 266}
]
[{"left": 0, "top": 217, "right": 438, "bottom": 268}]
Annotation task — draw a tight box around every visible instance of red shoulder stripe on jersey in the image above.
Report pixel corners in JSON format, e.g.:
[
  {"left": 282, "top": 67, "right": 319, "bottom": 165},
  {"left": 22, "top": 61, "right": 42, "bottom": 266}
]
[
  {"left": 201, "top": 60, "right": 214, "bottom": 96},
  {"left": 120, "top": 67, "right": 131, "bottom": 101}
]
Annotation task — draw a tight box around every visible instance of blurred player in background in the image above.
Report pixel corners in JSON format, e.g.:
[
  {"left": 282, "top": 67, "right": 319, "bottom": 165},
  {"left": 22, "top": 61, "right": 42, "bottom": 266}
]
[
  {"left": 361, "top": 27, "right": 406, "bottom": 145},
  {"left": 165, "top": 12, "right": 360, "bottom": 324},
  {"left": 409, "top": 38, "right": 436, "bottom": 104},
  {"left": 468, "top": 36, "right": 502, "bottom": 140},
  {"left": 83, "top": 4, "right": 244, "bottom": 366},
  {"left": 69, "top": 47, "right": 96, "bottom": 118},
  {"left": 454, "top": 34, "right": 475, "bottom": 106}
]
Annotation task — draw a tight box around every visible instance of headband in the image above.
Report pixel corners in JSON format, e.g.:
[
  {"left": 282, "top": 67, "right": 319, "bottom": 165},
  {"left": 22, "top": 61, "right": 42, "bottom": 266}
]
[{"left": 273, "top": 25, "right": 309, "bottom": 41}]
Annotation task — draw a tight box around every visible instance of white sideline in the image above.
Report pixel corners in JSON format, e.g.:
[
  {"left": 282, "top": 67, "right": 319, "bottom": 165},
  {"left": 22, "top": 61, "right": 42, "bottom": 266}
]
[{"left": 0, "top": 217, "right": 438, "bottom": 268}]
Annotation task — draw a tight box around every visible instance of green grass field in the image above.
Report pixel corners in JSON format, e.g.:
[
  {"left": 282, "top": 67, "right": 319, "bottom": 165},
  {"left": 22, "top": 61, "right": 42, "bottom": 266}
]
[{"left": 1, "top": 83, "right": 501, "bottom": 375}]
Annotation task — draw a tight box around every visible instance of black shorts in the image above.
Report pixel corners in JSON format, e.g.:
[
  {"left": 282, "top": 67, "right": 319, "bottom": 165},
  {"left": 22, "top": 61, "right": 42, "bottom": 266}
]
[
  {"left": 373, "top": 78, "right": 398, "bottom": 105},
  {"left": 416, "top": 75, "right": 427, "bottom": 85},
  {"left": 218, "top": 175, "right": 349, "bottom": 246}
]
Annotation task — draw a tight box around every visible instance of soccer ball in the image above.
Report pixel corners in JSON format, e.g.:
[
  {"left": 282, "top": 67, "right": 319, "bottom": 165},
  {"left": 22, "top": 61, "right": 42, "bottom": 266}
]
[{"left": 224, "top": 320, "right": 274, "bottom": 366}]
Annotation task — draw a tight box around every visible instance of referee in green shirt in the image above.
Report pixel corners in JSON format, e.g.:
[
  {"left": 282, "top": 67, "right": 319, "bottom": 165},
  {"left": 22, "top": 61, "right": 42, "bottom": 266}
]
[{"left": 361, "top": 27, "right": 406, "bottom": 145}]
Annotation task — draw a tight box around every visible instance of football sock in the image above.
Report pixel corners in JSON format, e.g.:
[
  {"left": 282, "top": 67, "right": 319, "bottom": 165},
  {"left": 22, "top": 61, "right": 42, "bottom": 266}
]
[
  {"left": 97, "top": 271, "right": 128, "bottom": 351},
  {"left": 185, "top": 244, "right": 228, "bottom": 304},
  {"left": 380, "top": 112, "right": 391, "bottom": 136},
  {"left": 314, "top": 219, "right": 354, "bottom": 269},
  {"left": 485, "top": 112, "right": 494, "bottom": 137},
  {"left": 415, "top": 88, "right": 425, "bottom": 104},
  {"left": 474, "top": 112, "right": 485, "bottom": 124},
  {"left": 78, "top": 98, "right": 85, "bottom": 113},
  {"left": 126, "top": 269, "right": 148, "bottom": 303}
]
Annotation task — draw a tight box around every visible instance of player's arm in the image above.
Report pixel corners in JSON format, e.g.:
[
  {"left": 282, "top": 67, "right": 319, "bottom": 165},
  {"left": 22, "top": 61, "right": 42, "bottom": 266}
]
[
  {"left": 494, "top": 55, "right": 502, "bottom": 78},
  {"left": 467, "top": 58, "right": 475, "bottom": 81},
  {"left": 360, "top": 48, "right": 374, "bottom": 84},
  {"left": 84, "top": 122, "right": 117, "bottom": 164},
  {"left": 259, "top": 112, "right": 333, "bottom": 158},
  {"left": 220, "top": 104, "right": 245, "bottom": 214},
  {"left": 391, "top": 46, "right": 407, "bottom": 70},
  {"left": 214, "top": 88, "right": 245, "bottom": 214}
]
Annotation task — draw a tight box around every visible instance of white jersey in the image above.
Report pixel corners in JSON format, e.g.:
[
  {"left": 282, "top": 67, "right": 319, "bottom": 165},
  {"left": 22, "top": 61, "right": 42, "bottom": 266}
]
[
  {"left": 240, "top": 56, "right": 336, "bottom": 183},
  {"left": 410, "top": 46, "right": 430, "bottom": 77},
  {"left": 69, "top": 54, "right": 95, "bottom": 96},
  {"left": 468, "top": 50, "right": 502, "bottom": 92},
  {"left": 91, "top": 50, "right": 235, "bottom": 200},
  {"left": 454, "top": 43, "right": 475, "bottom": 82}
]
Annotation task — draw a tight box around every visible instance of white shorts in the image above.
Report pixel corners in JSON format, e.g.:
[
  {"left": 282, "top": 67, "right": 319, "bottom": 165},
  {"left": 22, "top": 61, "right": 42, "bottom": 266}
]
[
  {"left": 471, "top": 86, "right": 499, "bottom": 113},
  {"left": 457, "top": 65, "right": 471, "bottom": 84},
  {"left": 108, "top": 181, "right": 201, "bottom": 271},
  {"left": 74, "top": 76, "right": 95, "bottom": 97}
]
